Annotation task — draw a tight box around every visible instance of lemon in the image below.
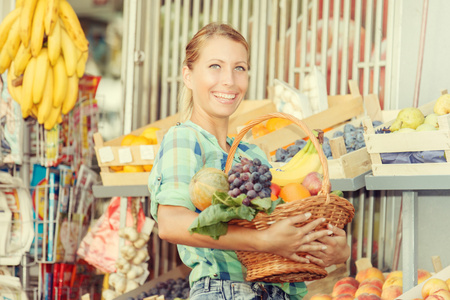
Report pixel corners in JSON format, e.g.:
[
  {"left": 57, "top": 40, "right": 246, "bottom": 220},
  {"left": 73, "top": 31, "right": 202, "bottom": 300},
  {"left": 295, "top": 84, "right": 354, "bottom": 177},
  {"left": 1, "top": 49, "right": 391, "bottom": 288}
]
[
  {"left": 123, "top": 165, "right": 145, "bottom": 173},
  {"left": 130, "top": 136, "right": 151, "bottom": 146},
  {"left": 140, "top": 127, "right": 160, "bottom": 144},
  {"left": 121, "top": 134, "right": 138, "bottom": 146},
  {"left": 143, "top": 164, "right": 153, "bottom": 172}
]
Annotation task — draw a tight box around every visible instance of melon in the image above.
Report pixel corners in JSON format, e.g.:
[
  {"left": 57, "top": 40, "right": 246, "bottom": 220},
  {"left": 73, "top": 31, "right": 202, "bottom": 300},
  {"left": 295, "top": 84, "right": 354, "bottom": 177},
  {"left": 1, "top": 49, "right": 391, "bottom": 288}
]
[{"left": 189, "top": 167, "right": 229, "bottom": 211}]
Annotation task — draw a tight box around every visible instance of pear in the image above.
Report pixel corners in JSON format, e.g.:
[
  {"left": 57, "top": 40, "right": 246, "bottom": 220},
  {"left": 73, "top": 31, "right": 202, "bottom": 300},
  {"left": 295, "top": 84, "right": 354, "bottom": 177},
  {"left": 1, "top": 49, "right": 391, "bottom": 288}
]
[
  {"left": 423, "top": 113, "right": 439, "bottom": 128},
  {"left": 389, "top": 107, "right": 424, "bottom": 132},
  {"left": 416, "top": 123, "right": 437, "bottom": 131},
  {"left": 433, "top": 94, "right": 450, "bottom": 116}
]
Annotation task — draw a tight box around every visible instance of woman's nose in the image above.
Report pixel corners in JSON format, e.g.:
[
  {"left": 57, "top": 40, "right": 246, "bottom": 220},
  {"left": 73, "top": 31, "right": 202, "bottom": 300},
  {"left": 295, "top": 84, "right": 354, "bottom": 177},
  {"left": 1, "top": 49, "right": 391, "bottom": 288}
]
[{"left": 221, "top": 68, "right": 234, "bottom": 86}]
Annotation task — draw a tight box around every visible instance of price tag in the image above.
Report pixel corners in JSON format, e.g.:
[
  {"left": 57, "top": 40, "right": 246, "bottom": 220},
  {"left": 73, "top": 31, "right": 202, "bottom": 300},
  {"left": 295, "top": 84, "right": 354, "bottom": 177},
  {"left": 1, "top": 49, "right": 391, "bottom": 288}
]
[
  {"left": 140, "top": 145, "right": 155, "bottom": 160},
  {"left": 118, "top": 148, "right": 133, "bottom": 164},
  {"left": 98, "top": 147, "right": 114, "bottom": 163}
]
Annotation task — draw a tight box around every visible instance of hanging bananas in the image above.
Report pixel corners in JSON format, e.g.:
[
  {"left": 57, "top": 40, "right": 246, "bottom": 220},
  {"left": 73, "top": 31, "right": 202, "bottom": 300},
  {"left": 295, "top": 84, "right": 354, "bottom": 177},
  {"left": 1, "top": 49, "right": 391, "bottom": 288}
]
[{"left": 0, "top": 0, "right": 89, "bottom": 130}]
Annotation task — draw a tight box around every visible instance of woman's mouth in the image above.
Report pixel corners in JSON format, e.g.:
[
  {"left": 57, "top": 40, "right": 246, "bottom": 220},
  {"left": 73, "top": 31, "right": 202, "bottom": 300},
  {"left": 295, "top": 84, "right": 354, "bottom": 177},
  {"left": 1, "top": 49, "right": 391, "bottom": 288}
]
[{"left": 212, "top": 92, "right": 237, "bottom": 103}]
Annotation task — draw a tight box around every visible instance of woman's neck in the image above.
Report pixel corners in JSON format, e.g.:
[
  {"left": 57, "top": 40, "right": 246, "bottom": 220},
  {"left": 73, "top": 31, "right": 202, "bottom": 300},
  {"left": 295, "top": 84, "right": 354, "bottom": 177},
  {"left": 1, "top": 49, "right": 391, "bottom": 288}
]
[{"left": 190, "top": 115, "right": 230, "bottom": 152}]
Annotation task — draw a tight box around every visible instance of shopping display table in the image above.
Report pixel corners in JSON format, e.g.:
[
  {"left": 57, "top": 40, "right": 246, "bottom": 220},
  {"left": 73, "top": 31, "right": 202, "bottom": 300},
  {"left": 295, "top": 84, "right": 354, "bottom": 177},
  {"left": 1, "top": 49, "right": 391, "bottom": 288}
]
[{"left": 365, "top": 173, "right": 450, "bottom": 292}]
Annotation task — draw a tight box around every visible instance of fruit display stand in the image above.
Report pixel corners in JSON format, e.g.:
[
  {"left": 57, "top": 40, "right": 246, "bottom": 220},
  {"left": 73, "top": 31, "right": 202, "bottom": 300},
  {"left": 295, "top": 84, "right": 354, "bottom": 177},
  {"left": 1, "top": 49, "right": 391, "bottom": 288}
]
[{"left": 398, "top": 264, "right": 450, "bottom": 299}]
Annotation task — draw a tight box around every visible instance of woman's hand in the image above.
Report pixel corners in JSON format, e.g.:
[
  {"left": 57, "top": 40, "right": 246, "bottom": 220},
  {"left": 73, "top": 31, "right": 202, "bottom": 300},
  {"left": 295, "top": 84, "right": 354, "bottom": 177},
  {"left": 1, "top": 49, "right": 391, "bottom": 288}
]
[
  {"left": 258, "top": 213, "right": 334, "bottom": 263},
  {"left": 304, "top": 224, "right": 350, "bottom": 268}
]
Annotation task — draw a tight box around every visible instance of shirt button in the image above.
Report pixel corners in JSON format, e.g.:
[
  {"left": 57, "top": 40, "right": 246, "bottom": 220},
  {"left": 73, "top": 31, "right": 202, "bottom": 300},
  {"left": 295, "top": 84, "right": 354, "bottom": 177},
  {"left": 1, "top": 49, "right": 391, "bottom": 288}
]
[
  {"left": 176, "top": 122, "right": 181, "bottom": 126},
  {"left": 213, "top": 273, "right": 218, "bottom": 277},
  {"left": 157, "top": 177, "right": 161, "bottom": 181}
]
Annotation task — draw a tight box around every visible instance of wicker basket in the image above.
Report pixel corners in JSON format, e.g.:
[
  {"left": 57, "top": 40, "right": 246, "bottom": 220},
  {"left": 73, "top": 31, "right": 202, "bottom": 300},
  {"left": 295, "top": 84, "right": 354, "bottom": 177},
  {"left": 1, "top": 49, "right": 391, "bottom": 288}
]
[{"left": 225, "top": 112, "right": 355, "bottom": 283}]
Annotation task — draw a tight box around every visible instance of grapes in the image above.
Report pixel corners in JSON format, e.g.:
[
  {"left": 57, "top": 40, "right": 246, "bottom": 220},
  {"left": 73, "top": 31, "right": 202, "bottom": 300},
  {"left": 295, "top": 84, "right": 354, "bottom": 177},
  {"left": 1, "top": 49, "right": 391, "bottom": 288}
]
[
  {"left": 147, "top": 276, "right": 190, "bottom": 300},
  {"left": 295, "top": 139, "right": 307, "bottom": 148},
  {"left": 228, "top": 157, "right": 273, "bottom": 202},
  {"left": 333, "top": 130, "right": 344, "bottom": 138},
  {"left": 287, "top": 144, "right": 301, "bottom": 157}
]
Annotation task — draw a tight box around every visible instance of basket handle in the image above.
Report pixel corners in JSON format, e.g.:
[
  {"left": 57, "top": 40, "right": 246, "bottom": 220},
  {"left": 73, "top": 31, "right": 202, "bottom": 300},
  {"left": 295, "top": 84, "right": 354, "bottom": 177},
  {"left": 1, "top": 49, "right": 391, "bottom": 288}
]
[{"left": 225, "top": 112, "right": 331, "bottom": 196}]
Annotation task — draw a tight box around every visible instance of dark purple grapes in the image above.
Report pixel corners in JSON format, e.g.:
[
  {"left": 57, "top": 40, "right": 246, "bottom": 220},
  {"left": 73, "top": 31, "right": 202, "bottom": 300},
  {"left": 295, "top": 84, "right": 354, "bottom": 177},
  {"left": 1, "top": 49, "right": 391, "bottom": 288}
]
[
  {"left": 247, "top": 190, "right": 257, "bottom": 199},
  {"left": 242, "top": 198, "right": 251, "bottom": 206},
  {"left": 253, "top": 183, "right": 262, "bottom": 192}
]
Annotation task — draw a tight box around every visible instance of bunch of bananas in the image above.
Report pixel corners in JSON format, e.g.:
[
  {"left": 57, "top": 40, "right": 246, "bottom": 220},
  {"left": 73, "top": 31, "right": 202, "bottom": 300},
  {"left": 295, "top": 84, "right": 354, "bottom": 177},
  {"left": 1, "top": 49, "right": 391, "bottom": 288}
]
[
  {"left": 0, "top": 0, "right": 89, "bottom": 130},
  {"left": 270, "top": 139, "right": 323, "bottom": 187}
]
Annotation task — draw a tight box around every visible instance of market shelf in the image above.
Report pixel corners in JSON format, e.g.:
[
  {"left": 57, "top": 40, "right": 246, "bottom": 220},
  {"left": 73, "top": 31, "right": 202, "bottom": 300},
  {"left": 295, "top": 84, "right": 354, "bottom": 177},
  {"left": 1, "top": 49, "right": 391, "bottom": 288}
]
[
  {"left": 92, "top": 184, "right": 150, "bottom": 198},
  {"left": 329, "top": 171, "right": 368, "bottom": 192}
]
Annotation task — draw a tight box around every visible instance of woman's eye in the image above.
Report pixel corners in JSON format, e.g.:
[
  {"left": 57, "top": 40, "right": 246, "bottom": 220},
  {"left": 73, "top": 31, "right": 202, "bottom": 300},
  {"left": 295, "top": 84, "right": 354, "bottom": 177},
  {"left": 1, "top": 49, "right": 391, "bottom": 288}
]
[
  {"left": 235, "top": 66, "right": 246, "bottom": 71},
  {"left": 209, "top": 64, "right": 220, "bottom": 69}
]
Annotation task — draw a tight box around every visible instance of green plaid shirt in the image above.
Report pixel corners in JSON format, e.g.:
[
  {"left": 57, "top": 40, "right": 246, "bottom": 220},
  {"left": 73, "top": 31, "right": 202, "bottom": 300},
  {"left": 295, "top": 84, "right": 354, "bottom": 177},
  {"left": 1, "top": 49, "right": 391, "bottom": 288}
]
[{"left": 148, "top": 121, "right": 307, "bottom": 299}]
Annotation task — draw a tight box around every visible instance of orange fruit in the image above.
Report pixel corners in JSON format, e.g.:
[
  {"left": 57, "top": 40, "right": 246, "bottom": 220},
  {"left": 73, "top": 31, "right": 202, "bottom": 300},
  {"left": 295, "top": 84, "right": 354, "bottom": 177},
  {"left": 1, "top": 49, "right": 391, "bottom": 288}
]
[
  {"left": 252, "top": 124, "right": 270, "bottom": 139},
  {"left": 130, "top": 136, "right": 151, "bottom": 146},
  {"left": 143, "top": 164, "right": 153, "bottom": 172},
  {"left": 279, "top": 183, "right": 311, "bottom": 202},
  {"left": 123, "top": 165, "right": 145, "bottom": 172},
  {"left": 110, "top": 165, "right": 123, "bottom": 172},
  {"left": 270, "top": 193, "right": 278, "bottom": 201},
  {"left": 266, "top": 118, "right": 293, "bottom": 132},
  {"left": 121, "top": 134, "right": 138, "bottom": 146},
  {"left": 140, "top": 127, "right": 160, "bottom": 144}
]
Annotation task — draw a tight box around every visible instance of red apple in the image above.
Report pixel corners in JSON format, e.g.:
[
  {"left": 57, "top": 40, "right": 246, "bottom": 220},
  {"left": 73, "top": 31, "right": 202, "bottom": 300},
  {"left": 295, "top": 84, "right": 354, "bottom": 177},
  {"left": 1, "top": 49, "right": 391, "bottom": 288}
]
[
  {"left": 302, "top": 171, "right": 323, "bottom": 195},
  {"left": 270, "top": 183, "right": 281, "bottom": 197}
]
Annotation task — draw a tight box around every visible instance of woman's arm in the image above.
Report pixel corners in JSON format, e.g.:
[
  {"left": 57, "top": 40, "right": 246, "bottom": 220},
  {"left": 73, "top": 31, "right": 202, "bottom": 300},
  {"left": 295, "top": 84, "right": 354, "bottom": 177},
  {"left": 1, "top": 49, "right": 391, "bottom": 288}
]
[{"left": 157, "top": 204, "right": 335, "bottom": 263}]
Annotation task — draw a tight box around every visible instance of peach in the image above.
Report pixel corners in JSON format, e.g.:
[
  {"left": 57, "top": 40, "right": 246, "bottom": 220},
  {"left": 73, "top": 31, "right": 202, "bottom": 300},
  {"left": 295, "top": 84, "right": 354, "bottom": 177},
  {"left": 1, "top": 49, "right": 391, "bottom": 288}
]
[
  {"left": 332, "top": 284, "right": 357, "bottom": 297},
  {"left": 356, "top": 293, "right": 382, "bottom": 300},
  {"left": 385, "top": 270, "right": 403, "bottom": 281},
  {"left": 422, "top": 278, "right": 450, "bottom": 299},
  {"left": 333, "top": 294, "right": 355, "bottom": 300},
  {"left": 433, "top": 289, "right": 450, "bottom": 300},
  {"left": 356, "top": 267, "right": 385, "bottom": 283},
  {"left": 383, "top": 276, "right": 403, "bottom": 289},
  {"left": 447, "top": 278, "right": 450, "bottom": 290},
  {"left": 381, "top": 285, "right": 403, "bottom": 300},
  {"left": 310, "top": 294, "right": 332, "bottom": 300},
  {"left": 334, "top": 277, "right": 360, "bottom": 290},
  {"left": 425, "top": 295, "right": 445, "bottom": 300},
  {"left": 355, "top": 284, "right": 382, "bottom": 298},
  {"left": 418, "top": 269, "right": 432, "bottom": 284},
  {"left": 360, "top": 278, "right": 384, "bottom": 290}
]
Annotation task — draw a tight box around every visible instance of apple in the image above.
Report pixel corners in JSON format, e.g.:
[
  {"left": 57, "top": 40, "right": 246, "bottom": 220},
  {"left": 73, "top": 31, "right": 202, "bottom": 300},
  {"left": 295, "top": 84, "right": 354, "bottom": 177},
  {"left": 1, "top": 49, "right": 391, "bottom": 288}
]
[
  {"left": 355, "top": 284, "right": 382, "bottom": 298},
  {"left": 270, "top": 183, "right": 281, "bottom": 197},
  {"left": 302, "top": 171, "right": 323, "bottom": 195},
  {"left": 381, "top": 285, "right": 403, "bottom": 300},
  {"left": 360, "top": 278, "right": 384, "bottom": 290},
  {"left": 334, "top": 277, "right": 360, "bottom": 290},
  {"left": 310, "top": 294, "right": 332, "bottom": 300},
  {"left": 422, "top": 278, "right": 450, "bottom": 299},
  {"left": 433, "top": 289, "right": 450, "bottom": 300},
  {"left": 356, "top": 267, "right": 385, "bottom": 283},
  {"left": 382, "top": 276, "right": 403, "bottom": 289},
  {"left": 332, "top": 283, "right": 358, "bottom": 297}
]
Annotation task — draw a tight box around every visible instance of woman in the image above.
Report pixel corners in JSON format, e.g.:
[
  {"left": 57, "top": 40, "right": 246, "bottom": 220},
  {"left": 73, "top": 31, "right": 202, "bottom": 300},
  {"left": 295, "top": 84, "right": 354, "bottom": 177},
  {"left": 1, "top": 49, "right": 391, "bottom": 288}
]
[{"left": 148, "top": 23, "right": 350, "bottom": 299}]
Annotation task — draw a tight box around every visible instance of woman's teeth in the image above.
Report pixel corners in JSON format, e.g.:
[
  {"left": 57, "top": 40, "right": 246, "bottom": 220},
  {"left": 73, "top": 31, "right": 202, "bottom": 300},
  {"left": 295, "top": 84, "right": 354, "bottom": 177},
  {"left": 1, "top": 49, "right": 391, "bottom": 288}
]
[{"left": 213, "top": 93, "right": 235, "bottom": 100}]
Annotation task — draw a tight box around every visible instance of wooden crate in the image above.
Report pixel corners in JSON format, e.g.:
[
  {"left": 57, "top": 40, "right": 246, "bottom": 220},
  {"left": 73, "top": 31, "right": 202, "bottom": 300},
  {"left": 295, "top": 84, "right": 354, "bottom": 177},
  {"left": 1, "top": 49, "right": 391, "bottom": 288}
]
[{"left": 363, "top": 101, "right": 450, "bottom": 176}]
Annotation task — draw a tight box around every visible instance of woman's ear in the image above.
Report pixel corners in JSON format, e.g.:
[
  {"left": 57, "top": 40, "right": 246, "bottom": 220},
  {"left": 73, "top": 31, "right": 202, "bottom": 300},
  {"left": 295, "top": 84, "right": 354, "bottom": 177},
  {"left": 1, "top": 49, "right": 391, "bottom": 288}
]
[{"left": 182, "top": 66, "right": 192, "bottom": 89}]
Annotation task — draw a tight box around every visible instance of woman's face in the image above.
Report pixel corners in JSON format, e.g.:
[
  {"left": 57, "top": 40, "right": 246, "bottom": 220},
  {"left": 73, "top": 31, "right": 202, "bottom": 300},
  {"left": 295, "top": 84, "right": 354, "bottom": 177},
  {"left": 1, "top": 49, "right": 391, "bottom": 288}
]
[{"left": 183, "top": 36, "right": 249, "bottom": 120}]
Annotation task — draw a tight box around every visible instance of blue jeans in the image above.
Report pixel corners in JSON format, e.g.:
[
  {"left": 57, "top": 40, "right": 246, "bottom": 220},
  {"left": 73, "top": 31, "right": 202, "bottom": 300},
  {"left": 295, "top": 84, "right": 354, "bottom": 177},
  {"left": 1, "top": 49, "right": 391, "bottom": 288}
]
[{"left": 189, "top": 277, "right": 290, "bottom": 300}]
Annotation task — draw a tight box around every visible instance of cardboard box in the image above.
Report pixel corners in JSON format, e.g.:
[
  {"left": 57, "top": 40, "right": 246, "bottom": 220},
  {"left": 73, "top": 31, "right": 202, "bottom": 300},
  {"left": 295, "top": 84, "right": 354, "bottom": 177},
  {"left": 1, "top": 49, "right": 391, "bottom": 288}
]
[{"left": 398, "top": 265, "right": 450, "bottom": 299}]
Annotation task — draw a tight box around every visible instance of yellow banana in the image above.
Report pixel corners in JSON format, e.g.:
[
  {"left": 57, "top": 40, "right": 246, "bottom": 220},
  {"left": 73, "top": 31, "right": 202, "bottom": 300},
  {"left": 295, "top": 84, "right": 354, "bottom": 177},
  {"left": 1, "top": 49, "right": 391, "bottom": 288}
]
[
  {"left": 0, "top": 46, "right": 12, "bottom": 73},
  {"left": 47, "top": 19, "right": 61, "bottom": 66},
  {"left": 6, "top": 19, "right": 21, "bottom": 60},
  {"left": 44, "top": 104, "right": 61, "bottom": 130},
  {"left": 0, "top": 7, "right": 21, "bottom": 51},
  {"left": 58, "top": 0, "right": 89, "bottom": 52},
  {"left": 30, "top": 104, "right": 39, "bottom": 118},
  {"left": 60, "top": 27, "right": 77, "bottom": 76},
  {"left": 279, "top": 141, "right": 312, "bottom": 171},
  {"left": 21, "top": 56, "right": 36, "bottom": 118},
  {"left": 33, "top": 48, "right": 49, "bottom": 104},
  {"left": 30, "top": 0, "right": 46, "bottom": 57},
  {"left": 53, "top": 55, "right": 68, "bottom": 107},
  {"left": 44, "top": 0, "right": 59, "bottom": 35},
  {"left": 19, "top": 0, "right": 39, "bottom": 48},
  {"left": 76, "top": 50, "right": 88, "bottom": 78},
  {"left": 62, "top": 75, "right": 78, "bottom": 115},
  {"left": 270, "top": 152, "right": 322, "bottom": 187},
  {"left": 38, "top": 67, "right": 53, "bottom": 124},
  {"left": 16, "top": 0, "right": 25, "bottom": 7},
  {"left": 7, "top": 63, "right": 22, "bottom": 104},
  {"left": 13, "top": 42, "right": 31, "bottom": 76}
]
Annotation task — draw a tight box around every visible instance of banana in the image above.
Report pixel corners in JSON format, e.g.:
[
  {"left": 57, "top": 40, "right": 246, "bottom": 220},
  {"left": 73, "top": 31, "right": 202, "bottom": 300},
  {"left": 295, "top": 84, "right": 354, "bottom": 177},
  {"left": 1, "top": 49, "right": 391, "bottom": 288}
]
[
  {"left": 16, "top": 0, "right": 25, "bottom": 7},
  {"left": 279, "top": 141, "right": 312, "bottom": 171},
  {"left": 44, "top": 104, "right": 61, "bottom": 130},
  {"left": 13, "top": 42, "right": 32, "bottom": 76},
  {"left": 47, "top": 19, "right": 61, "bottom": 66},
  {"left": 30, "top": 0, "right": 46, "bottom": 57},
  {"left": 19, "top": 0, "right": 39, "bottom": 48},
  {"left": 38, "top": 67, "right": 53, "bottom": 124},
  {"left": 270, "top": 152, "right": 322, "bottom": 187},
  {"left": 58, "top": 0, "right": 89, "bottom": 52},
  {"left": 76, "top": 50, "right": 88, "bottom": 78},
  {"left": 30, "top": 104, "right": 38, "bottom": 118},
  {"left": 7, "top": 63, "right": 22, "bottom": 104},
  {"left": 0, "top": 46, "right": 12, "bottom": 74},
  {"left": 44, "top": 0, "right": 59, "bottom": 35},
  {"left": 21, "top": 56, "right": 37, "bottom": 118},
  {"left": 0, "top": 7, "right": 21, "bottom": 51},
  {"left": 60, "top": 26, "right": 77, "bottom": 76},
  {"left": 33, "top": 48, "right": 49, "bottom": 104},
  {"left": 62, "top": 75, "right": 78, "bottom": 115},
  {"left": 6, "top": 19, "right": 21, "bottom": 60},
  {"left": 52, "top": 55, "right": 68, "bottom": 107}
]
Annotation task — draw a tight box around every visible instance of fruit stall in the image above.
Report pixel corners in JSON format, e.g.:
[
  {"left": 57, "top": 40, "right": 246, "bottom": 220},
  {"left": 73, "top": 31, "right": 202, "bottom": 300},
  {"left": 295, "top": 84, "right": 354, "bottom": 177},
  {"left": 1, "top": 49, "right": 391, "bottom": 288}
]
[{"left": 2, "top": 0, "right": 450, "bottom": 300}]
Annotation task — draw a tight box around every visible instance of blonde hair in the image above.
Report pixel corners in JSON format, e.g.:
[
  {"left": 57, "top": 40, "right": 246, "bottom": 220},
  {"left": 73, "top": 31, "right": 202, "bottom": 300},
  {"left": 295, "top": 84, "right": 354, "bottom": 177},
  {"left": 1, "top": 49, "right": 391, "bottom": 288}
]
[{"left": 178, "top": 23, "right": 250, "bottom": 122}]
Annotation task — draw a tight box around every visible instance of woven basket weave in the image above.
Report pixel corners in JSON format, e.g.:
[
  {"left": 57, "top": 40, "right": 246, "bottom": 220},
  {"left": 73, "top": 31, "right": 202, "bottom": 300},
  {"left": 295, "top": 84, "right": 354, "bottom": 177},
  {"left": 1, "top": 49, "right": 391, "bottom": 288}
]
[{"left": 225, "top": 112, "right": 355, "bottom": 283}]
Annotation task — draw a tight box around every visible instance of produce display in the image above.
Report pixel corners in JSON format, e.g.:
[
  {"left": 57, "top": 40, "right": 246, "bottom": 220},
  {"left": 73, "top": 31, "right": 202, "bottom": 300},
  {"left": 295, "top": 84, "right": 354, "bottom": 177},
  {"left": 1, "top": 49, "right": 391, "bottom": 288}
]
[
  {"left": 0, "top": 0, "right": 89, "bottom": 129},
  {"left": 122, "top": 276, "right": 190, "bottom": 300},
  {"left": 308, "top": 266, "right": 437, "bottom": 300}
]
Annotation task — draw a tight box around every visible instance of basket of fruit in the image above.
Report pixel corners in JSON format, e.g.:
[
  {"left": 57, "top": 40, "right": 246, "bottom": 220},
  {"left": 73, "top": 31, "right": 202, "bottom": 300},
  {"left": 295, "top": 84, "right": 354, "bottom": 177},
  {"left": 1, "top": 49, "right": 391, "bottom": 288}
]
[{"left": 225, "top": 112, "right": 355, "bottom": 283}]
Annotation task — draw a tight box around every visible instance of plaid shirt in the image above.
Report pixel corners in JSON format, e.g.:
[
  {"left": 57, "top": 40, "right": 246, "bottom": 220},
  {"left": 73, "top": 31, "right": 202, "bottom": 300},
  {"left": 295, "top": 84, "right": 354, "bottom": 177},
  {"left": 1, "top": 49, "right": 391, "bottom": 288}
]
[{"left": 148, "top": 121, "right": 307, "bottom": 299}]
